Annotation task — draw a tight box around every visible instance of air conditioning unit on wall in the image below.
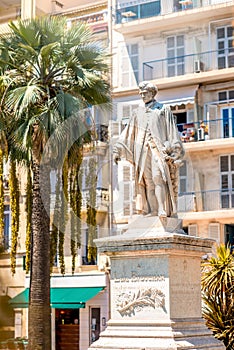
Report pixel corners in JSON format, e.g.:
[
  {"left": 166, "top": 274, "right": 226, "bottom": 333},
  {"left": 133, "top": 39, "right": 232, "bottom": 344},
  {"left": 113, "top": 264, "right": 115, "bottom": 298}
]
[{"left": 194, "top": 60, "right": 202, "bottom": 73}]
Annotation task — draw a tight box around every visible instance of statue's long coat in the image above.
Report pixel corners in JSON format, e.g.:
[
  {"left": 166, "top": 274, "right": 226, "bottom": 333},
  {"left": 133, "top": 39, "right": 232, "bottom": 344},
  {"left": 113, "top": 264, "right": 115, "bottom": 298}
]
[{"left": 114, "top": 102, "right": 184, "bottom": 216}]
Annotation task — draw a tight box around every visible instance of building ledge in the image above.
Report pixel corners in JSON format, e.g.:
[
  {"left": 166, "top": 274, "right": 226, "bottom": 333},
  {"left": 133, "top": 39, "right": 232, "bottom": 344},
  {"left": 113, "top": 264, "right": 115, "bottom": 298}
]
[{"left": 180, "top": 208, "right": 234, "bottom": 224}]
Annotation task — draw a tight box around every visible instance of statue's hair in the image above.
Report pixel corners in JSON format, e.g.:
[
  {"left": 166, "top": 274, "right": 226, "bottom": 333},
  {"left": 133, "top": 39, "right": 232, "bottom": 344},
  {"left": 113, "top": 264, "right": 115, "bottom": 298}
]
[{"left": 138, "top": 81, "right": 158, "bottom": 97}]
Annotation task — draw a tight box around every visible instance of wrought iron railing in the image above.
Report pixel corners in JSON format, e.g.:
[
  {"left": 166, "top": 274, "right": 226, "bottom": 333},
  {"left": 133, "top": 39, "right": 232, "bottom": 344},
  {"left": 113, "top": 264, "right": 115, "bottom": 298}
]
[
  {"left": 143, "top": 49, "right": 234, "bottom": 80},
  {"left": 178, "top": 189, "right": 234, "bottom": 212}
]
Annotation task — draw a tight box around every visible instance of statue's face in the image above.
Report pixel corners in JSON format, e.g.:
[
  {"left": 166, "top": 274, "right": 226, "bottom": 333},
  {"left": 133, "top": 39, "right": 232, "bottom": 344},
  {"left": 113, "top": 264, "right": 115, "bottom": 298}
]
[{"left": 139, "top": 89, "right": 154, "bottom": 104}]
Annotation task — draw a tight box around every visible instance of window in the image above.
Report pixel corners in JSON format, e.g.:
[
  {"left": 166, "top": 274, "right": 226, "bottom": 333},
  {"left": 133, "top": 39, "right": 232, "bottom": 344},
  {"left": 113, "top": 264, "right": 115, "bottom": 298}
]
[
  {"left": 167, "top": 35, "right": 184, "bottom": 77},
  {"left": 218, "top": 90, "right": 234, "bottom": 102},
  {"left": 140, "top": 1, "right": 160, "bottom": 18},
  {"left": 121, "top": 43, "right": 139, "bottom": 87},
  {"left": 217, "top": 25, "right": 234, "bottom": 69},
  {"left": 220, "top": 155, "right": 234, "bottom": 208}
]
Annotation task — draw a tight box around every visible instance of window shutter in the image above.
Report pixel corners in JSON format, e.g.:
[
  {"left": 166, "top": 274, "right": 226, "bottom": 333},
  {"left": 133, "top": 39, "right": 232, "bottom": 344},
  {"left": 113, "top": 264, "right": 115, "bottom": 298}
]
[
  {"left": 188, "top": 224, "right": 198, "bottom": 237},
  {"left": 209, "top": 223, "right": 220, "bottom": 243}
]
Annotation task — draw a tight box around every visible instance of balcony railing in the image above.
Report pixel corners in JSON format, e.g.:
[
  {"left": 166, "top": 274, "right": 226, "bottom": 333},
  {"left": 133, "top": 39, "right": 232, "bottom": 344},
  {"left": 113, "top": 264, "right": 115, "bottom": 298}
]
[
  {"left": 178, "top": 189, "right": 234, "bottom": 212},
  {"left": 116, "top": 0, "right": 232, "bottom": 24},
  {"left": 177, "top": 117, "right": 234, "bottom": 143},
  {"left": 143, "top": 49, "right": 234, "bottom": 80}
]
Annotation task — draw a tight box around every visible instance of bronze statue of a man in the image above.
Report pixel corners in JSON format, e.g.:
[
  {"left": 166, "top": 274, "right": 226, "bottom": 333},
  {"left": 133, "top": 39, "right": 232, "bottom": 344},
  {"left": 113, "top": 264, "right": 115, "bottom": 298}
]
[{"left": 113, "top": 81, "right": 185, "bottom": 218}]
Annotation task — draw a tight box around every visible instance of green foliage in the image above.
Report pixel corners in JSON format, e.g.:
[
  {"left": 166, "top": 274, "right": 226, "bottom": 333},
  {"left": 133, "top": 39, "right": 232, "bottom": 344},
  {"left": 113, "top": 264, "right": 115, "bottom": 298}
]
[
  {"left": 85, "top": 155, "right": 97, "bottom": 263},
  {"left": 0, "top": 15, "right": 110, "bottom": 271},
  {"left": 201, "top": 244, "right": 234, "bottom": 349}
]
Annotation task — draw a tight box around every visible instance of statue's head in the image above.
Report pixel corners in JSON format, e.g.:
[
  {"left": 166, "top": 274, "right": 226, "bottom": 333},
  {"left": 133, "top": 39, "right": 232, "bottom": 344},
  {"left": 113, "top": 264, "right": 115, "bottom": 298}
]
[
  {"left": 139, "top": 81, "right": 158, "bottom": 96},
  {"left": 138, "top": 81, "right": 158, "bottom": 103}
]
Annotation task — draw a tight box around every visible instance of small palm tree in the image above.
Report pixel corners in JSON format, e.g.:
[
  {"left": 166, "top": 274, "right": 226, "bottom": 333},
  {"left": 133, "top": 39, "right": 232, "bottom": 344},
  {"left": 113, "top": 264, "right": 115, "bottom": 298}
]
[
  {"left": 201, "top": 244, "right": 234, "bottom": 349},
  {"left": 0, "top": 16, "right": 110, "bottom": 349}
]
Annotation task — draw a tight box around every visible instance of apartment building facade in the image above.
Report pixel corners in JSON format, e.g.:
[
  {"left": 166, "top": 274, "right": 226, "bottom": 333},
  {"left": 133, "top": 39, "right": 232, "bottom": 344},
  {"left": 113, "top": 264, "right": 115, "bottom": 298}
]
[{"left": 111, "top": 0, "right": 234, "bottom": 252}]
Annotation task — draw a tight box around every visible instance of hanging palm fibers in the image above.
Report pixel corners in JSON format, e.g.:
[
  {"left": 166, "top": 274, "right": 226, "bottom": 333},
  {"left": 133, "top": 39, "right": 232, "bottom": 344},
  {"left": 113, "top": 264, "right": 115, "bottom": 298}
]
[{"left": 9, "top": 161, "right": 20, "bottom": 274}]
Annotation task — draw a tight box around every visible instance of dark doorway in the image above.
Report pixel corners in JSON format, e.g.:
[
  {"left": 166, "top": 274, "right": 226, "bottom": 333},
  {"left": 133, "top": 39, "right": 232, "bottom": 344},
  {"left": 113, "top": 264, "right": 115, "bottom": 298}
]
[
  {"left": 55, "top": 309, "right": 79, "bottom": 350},
  {"left": 225, "top": 224, "right": 234, "bottom": 252}
]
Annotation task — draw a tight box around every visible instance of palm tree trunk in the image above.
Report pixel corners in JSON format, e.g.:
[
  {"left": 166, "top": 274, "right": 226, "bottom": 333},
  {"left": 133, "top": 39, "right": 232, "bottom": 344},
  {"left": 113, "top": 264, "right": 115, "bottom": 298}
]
[{"left": 28, "top": 155, "right": 51, "bottom": 350}]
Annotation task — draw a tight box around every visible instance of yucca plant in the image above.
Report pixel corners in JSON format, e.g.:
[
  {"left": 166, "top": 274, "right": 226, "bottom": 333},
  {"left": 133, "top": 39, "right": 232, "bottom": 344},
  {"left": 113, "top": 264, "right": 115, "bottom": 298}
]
[
  {"left": 0, "top": 16, "right": 110, "bottom": 350},
  {"left": 201, "top": 244, "right": 234, "bottom": 349}
]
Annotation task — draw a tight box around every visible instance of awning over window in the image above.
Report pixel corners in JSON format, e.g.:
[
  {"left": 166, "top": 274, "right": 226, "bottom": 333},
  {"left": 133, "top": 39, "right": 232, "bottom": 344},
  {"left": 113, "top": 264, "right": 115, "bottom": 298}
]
[
  {"left": 9, "top": 287, "right": 104, "bottom": 309},
  {"left": 157, "top": 85, "right": 198, "bottom": 106}
]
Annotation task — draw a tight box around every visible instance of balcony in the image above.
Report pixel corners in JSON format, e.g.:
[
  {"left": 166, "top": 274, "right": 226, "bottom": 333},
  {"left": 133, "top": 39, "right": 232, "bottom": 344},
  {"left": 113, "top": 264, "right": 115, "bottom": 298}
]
[
  {"left": 177, "top": 117, "right": 234, "bottom": 143},
  {"left": 178, "top": 189, "right": 234, "bottom": 212},
  {"left": 143, "top": 49, "right": 234, "bottom": 81}
]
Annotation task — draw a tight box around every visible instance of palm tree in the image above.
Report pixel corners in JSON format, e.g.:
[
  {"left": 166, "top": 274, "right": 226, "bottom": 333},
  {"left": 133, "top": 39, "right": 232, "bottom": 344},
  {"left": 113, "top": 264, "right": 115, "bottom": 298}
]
[
  {"left": 201, "top": 244, "right": 234, "bottom": 349},
  {"left": 0, "top": 16, "right": 110, "bottom": 349}
]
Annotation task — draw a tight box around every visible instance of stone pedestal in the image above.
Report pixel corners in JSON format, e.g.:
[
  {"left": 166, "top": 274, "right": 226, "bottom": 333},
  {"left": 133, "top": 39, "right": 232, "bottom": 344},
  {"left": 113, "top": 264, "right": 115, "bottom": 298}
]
[{"left": 90, "top": 216, "right": 224, "bottom": 350}]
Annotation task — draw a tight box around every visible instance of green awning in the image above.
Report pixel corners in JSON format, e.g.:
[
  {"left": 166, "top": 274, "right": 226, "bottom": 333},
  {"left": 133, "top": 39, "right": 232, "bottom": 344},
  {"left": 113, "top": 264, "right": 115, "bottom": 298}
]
[{"left": 9, "top": 287, "right": 104, "bottom": 309}]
